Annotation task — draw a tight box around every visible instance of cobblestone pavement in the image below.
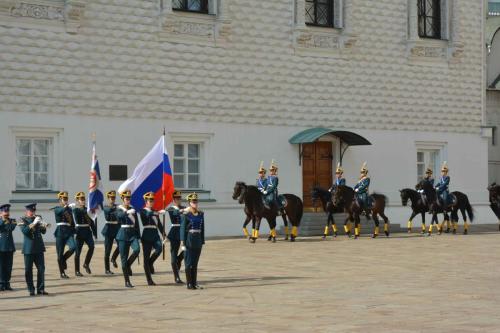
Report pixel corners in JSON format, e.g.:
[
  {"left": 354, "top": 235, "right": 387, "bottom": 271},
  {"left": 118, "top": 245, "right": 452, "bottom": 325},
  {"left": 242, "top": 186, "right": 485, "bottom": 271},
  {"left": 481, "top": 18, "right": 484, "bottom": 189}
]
[{"left": 1, "top": 232, "right": 500, "bottom": 332}]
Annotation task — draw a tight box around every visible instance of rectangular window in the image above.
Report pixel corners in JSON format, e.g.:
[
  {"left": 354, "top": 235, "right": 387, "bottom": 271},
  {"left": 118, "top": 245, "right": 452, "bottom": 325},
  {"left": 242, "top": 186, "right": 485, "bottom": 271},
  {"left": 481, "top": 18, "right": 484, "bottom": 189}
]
[
  {"left": 417, "top": 149, "right": 440, "bottom": 183},
  {"left": 172, "top": 0, "right": 209, "bottom": 14},
  {"left": 173, "top": 143, "right": 202, "bottom": 189},
  {"left": 109, "top": 165, "right": 128, "bottom": 181},
  {"left": 305, "top": 0, "right": 334, "bottom": 27},
  {"left": 418, "top": 0, "right": 441, "bottom": 39},
  {"left": 16, "top": 138, "right": 52, "bottom": 190}
]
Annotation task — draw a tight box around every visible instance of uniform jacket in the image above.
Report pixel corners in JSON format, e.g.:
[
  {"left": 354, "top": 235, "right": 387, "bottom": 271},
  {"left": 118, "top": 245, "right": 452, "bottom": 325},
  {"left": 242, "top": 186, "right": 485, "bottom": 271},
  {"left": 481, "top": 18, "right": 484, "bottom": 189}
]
[
  {"left": 167, "top": 205, "right": 185, "bottom": 242},
  {"left": 102, "top": 204, "right": 120, "bottom": 238},
  {"left": 0, "top": 217, "right": 16, "bottom": 252},
  {"left": 139, "top": 208, "right": 164, "bottom": 243},
  {"left": 180, "top": 210, "right": 205, "bottom": 250},
  {"left": 53, "top": 205, "right": 75, "bottom": 238},
  {"left": 20, "top": 216, "right": 46, "bottom": 255},
  {"left": 116, "top": 205, "right": 140, "bottom": 241}
]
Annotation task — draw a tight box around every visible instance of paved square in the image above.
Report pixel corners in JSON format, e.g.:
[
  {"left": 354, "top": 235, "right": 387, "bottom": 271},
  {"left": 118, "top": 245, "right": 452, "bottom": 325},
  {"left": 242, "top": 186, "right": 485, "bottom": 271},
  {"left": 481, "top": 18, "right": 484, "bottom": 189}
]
[{"left": 1, "top": 232, "right": 500, "bottom": 332}]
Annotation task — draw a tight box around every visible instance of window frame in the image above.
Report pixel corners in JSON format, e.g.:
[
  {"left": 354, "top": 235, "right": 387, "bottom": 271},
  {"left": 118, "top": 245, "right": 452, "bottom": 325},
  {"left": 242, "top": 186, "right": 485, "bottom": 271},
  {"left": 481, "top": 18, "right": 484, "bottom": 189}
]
[
  {"left": 173, "top": 142, "right": 203, "bottom": 190},
  {"left": 305, "top": 0, "right": 334, "bottom": 28},
  {"left": 15, "top": 137, "right": 53, "bottom": 190},
  {"left": 172, "top": 0, "right": 209, "bottom": 14},
  {"left": 417, "top": 0, "right": 442, "bottom": 40},
  {"left": 415, "top": 141, "right": 447, "bottom": 184}
]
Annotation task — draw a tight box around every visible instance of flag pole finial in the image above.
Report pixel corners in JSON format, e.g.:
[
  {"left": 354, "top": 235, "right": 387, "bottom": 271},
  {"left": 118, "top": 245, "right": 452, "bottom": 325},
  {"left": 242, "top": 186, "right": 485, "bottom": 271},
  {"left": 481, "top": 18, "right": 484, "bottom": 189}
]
[{"left": 91, "top": 132, "right": 96, "bottom": 142}]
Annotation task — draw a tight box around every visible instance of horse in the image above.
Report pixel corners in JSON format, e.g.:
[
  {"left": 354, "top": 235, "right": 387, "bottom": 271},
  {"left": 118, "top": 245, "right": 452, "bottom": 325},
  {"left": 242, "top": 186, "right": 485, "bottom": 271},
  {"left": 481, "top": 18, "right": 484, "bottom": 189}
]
[
  {"left": 232, "top": 181, "right": 303, "bottom": 242},
  {"left": 332, "top": 185, "right": 390, "bottom": 239},
  {"left": 311, "top": 186, "right": 351, "bottom": 238},
  {"left": 488, "top": 183, "right": 500, "bottom": 231},
  {"left": 399, "top": 188, "right": 429, "bottom": 234},
  {"left": 417, "top": 180, "right": 474, "bottom": 235}
]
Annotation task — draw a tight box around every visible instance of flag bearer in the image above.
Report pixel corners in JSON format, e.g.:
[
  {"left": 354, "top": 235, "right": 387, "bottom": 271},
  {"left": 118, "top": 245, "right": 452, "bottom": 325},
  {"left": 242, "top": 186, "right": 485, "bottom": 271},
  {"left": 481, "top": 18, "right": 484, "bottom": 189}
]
[{"left": 72, "top": 192, "right": 95, "bottom": 276}]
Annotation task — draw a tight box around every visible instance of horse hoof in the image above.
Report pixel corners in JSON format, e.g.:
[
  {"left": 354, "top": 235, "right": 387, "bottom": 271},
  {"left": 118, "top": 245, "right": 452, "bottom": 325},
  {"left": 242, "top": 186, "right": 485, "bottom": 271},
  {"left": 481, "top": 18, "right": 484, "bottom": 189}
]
[
  {"left": 445, "top": 229, "right": 450, "bottom": 233},
  {"left": 427, "top": 232, "right": 432, "bottom": 237},
  {"left": 284, "top": 237, "right": 289, "bottom": 241},
  {"left": 463, "top": 230, "right": 468, "bottom": 235},
  {"left": 272, "top": 237, "right": 276, "bottom": 243},
  {"left": 372, "top": 234, "right": 377, "bottom": 238},
  {"left": 249, "top": 238, "right": 256, "bottom": 243},
  {"left": 407, "top": 229, "right": 412, "bottom": 234},
  {"left": 384, "top": 231, "right": 389, "bottom": 237},
  {"left": 267, "top": 237, "right": 272, "bottom": 242},
  {"left": 290, "top": 236, "right": 296, "bottom": 242},
  {"left": 322, "top": 235, "right": 327, "bottom": 240},
  {"left": 452, "top": 230, "right": 456, "bottom": 235},
  {"left": 333, "top": 232, "right": 337, "bottom": 237}
]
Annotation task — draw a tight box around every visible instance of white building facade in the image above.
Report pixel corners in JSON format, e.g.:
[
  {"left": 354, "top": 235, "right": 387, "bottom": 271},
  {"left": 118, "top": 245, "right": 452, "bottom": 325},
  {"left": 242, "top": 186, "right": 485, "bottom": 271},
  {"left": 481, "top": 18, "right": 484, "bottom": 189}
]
[{"left": 0, "top": 0, "right": 492, "bottom": 241}]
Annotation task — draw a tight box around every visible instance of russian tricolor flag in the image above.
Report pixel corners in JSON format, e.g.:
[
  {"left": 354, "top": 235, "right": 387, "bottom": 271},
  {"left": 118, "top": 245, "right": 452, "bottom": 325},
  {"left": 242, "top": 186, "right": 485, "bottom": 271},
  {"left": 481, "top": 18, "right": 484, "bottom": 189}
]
[
  {"left": 118, "top": 135, "right": 175, "bottom": 210},
  {"left": 88, "top": 141, "right": 104, "bottom": 219}
]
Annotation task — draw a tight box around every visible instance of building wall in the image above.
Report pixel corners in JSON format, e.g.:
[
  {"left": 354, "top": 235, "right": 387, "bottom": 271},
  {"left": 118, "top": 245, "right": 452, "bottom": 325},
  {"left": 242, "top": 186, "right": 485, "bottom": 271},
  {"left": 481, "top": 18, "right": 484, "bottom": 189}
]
[{"left": 0, "top": 0, "right": 492, "bottom": 241}]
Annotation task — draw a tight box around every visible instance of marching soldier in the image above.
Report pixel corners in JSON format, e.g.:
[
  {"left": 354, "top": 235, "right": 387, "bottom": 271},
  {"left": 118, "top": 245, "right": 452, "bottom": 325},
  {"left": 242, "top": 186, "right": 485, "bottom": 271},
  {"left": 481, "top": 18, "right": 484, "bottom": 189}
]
[
  {"left": 139, "top": 192, "right": 165, "bottom": 286},
  {"left": 72, "top": 192, "right": 96, "bottom": 276},
  {"left": 181, "top": 193, "right": 205, "bottom": 290},
  {"left": 53, "top": 191, "right": 76, "bottom": 279},
  {"left": 0, "top": 204, "right": 16, "bottom": 291},
  {"left": 167, "top": 190, "right": 185, "bottom": 284},
  {"left": 102, "top": 190, "right": 120, "bottom": 275},
  {"left": 354, "top": 162, "right": 371, "bottom": 238},
  {"left": 19, "top": 203, "right": 49, "bottom": 296},
  {"left": 116, "top": 190, "right": 141, "bottom": 288}
]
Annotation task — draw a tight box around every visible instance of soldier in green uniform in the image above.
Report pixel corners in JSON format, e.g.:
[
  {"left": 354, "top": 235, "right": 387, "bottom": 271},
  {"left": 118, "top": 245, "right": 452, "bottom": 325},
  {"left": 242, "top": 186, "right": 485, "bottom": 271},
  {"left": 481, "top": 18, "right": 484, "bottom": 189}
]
[
  {"left": 102, "top": 190, "right": 120, "bottom": 275},
  {"left": 116, "top": 190, "right": 141, "bottom": 288},
  {"left": 0, "top": 204, "right": 16, "bottom": 291},
  {"left": 167, "top": 190, "right": 185, "bottom": 284},
  {"left": 53, "top": 191, "right": 76, "bottom": 279},
  {"left": 72, "top": 192, "right": 96, "bottom": 276},
  {"left": 139, "top": 192, "right": 165, "bottom": 286},
  {"left": 19, "top": 203, "right": 49, "bottom": 296},
  {"left": 181, "top": 193, "right": 205, "bottom": 290}
]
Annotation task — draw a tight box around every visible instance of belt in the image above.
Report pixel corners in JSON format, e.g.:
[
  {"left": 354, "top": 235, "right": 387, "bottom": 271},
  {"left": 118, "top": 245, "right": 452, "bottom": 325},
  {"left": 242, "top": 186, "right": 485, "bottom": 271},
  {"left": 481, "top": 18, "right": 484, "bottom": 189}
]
[
  {"left": 106, "top": 221, "right": 118, "bottom": 225},
  {"left": 56, "top": 223, "right": 71, "bottom": 226},
  {"left": 189, "top": 229, "right": 201, "bottom": 233},
  {"left": 121, "top": 225, "right": 135, "bottom": 228},
  {"left": 75, "top": 224, "right": 90, "bottom": 228},
  {"left": 171, "top": 224, "right": 180, "bottom": 227},
  {"left": 143, "top": 225, "right": 157, "bottom": 229}
]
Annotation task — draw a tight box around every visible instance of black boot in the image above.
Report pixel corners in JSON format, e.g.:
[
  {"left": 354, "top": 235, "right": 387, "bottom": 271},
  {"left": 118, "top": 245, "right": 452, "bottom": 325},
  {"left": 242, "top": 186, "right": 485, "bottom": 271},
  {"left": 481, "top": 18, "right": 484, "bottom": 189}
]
[
  {"left": 111, "top": 247, "right": 119, "bottom": 268},
  {"left": 75, "top": 256, "right": 83, "bottom": 277},
  {"left": 83, "top": 247, "right": 94, "bottom": 274},
  {"left": 123, "top": 268, "right": 134, "bottom": 288},
  {"left": 192, "top": 266, "right": 202, "bottom": 290},
  {"left": 58, "top": 259, "right": 69, "bottom": 279},
  {"left": 177, "top": 252, "right": 184, "bottom": 270},
  {"left": 144, "top": 259, "right": 156, "bottom": 286},
  {"left": 104, "top": 256, "right": 113, "bottom": 275},
  {"left": 172, "top": 263, "right": 183, "bottom": 284},
  {"left": 126, "top": 252, "right": 139, "bottom": 276},
  {"left": 62, "top": 250, "right": 74, "bottom": 270},
  {"left": 149, "top": 252, "right": 160, "bottom": 274},
  {"left": 186, "top": 266, "right": 194, "bottom": 289}
]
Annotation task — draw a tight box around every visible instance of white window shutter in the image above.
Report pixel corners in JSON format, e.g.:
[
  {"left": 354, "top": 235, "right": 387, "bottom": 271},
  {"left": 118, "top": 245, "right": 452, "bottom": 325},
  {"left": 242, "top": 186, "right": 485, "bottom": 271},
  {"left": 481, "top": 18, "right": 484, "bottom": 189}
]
[
  {"left": 440, "top": 0, "right": 450, "bottom": 40},
  {"left": 334, "top": 0, "right": 344, "bottom": 29}
]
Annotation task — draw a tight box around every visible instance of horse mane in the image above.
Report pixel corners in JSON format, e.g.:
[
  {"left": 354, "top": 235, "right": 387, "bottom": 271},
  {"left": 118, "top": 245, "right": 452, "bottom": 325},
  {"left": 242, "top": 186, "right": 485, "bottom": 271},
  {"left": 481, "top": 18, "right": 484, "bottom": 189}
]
[{"left": 236, "top": 181, "right": 247, "bottom": 187}]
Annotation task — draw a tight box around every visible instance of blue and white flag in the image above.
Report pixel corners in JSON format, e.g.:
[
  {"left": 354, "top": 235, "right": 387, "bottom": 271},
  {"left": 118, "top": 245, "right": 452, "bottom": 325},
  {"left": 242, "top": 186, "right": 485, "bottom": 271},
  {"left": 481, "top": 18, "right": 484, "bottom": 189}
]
[{"left": 88, "top": 141, "right": 104, "bottom": 219}]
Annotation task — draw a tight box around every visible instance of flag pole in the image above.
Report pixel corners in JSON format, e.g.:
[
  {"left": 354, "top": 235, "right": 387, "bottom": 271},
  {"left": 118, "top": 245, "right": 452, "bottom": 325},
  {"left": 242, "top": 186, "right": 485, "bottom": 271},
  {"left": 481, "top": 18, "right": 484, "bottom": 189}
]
[
  {"left": 162, "top": 127, "right": 167, "bottom": 261},
  {"left": 92, "top": 132, "right": 98, "bottom": 240}
]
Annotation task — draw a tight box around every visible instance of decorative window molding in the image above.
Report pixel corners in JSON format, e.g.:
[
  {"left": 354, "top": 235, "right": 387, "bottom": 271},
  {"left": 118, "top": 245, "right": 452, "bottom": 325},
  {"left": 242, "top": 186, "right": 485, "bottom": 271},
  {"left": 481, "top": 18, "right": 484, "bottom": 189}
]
[
  {"left": 293, "top": 0, "right": 357, "bottom": 58},
  {"left": 415, "top": 141, "right": 447, "bottom": 182},
  {"left": 0, "top": 0, "right": 87, "bottom": 34},
  {"left": 407, "top": 0, "right": 464, "bottom": 66},
  {"left": 158, "top": 0, "right": 231, "bottom": 47}
]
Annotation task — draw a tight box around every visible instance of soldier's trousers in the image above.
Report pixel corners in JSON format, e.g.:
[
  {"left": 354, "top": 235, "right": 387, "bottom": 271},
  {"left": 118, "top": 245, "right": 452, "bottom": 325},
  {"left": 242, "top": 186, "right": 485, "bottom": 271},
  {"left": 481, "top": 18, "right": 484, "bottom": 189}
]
[
  {"left": 170, "top": 239, "right": 183, "bottom": 266},
  {"left": 75, "top": 232, "right": 95, "bottom": 266},
  {"left": 185, "top": 247, "right": 202, "bottom": 270},
  {"left": 0, "top": 251, "right": 14, "bottom": 288},
  {"left": 118, "top": 239, "right": 140, "bottom": 269},
  {"left": 142, "top": 239, "right": 162, "bottom": 264},
  {"left": 24, "top": 253, "right": 45, "bottom": 292},
  {"left": 55, "top": 235, "right": 76, "bottom": 263},
  {"left": 103, "top": 235, "right": 119, "bottom": 269}
]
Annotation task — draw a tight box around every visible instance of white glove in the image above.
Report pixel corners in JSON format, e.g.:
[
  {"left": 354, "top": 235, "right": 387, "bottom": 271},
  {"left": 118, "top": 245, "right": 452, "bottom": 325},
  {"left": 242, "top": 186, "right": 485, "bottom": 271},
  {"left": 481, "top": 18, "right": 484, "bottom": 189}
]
[
  {"left": 33, "top": 216, "right": 42, "bottom": 225},
  {"left": 162, "top": 238, "right": 169, "bottom": 245},
  {"left": 354, "top": 189, "right": 359, "bottom": 193},
  {"left": 69, "top": 203, "right": 76, "bottom": 208},
  {"left": 158, "top": 209, "right": 166, "bottom": 215},
  {"left": 418, "top": 189, "right": 423, "bottom": 193},
  {"left": 263, "top": 191, "right": 268, "bottom": 195},
  {"left": 127, "top": 209, "right": 136, "bottom": 215},
  {"left": 181, "top": 245, "right": 186, "bottom": 251}
]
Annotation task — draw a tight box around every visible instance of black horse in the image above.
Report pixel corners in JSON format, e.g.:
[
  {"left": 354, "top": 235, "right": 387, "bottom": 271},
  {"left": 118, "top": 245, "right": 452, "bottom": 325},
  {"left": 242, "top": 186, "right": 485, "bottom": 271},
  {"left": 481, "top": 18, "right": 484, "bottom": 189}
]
[
  {"left": 333, "top": 185, "right": 389, "bottom": 239},
  {"left": 311, "top": 186, "right": 351, "bottom": 238},
  {"left": 417, "top": 180, "right": 474, "bottom": 235},
  {"left": 232, "top": 182, "right": 303, "bottom": 242},
  {"left": 400, "top": 188, "right": 429, "bottom": 234},
  {"left": 488, "top": 183, "right": 500, "bottom": 231}
]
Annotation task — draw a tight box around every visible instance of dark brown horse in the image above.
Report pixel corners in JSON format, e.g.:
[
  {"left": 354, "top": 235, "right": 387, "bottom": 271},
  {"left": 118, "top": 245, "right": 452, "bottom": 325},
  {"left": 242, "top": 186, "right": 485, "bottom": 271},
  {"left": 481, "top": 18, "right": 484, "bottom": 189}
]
[
  {"left": 332, "top": 185, "right": 389, "bottom": 239},
  {"left": 232, "top": 182, "right": 303, "bottom": 242},
  {"left": 488, "top": 183, "right": 500, "bottom": 231},
  {"left": 311, "top": 186, "right": 351, "bottom": 238}
]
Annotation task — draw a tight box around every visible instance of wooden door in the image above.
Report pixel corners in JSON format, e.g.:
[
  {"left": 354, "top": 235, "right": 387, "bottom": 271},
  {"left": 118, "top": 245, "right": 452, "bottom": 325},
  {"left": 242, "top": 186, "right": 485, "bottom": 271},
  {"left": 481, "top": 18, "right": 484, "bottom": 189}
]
[{"left": 302, "top": 142, "right": 333, "bottom": 211}]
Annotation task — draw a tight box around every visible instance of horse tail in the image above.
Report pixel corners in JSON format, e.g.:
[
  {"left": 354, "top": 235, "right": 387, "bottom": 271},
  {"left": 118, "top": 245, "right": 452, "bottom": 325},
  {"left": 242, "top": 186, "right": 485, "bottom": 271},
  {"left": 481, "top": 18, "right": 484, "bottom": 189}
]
[
  {"left": 464, "top": 196, "right": 474, "bottom": 223},
  {"left": 295, "top": 196, "right": 303, "bottom": 226},
  {"left": 371, "top": 193, "right": 388, "bottom": 206}
]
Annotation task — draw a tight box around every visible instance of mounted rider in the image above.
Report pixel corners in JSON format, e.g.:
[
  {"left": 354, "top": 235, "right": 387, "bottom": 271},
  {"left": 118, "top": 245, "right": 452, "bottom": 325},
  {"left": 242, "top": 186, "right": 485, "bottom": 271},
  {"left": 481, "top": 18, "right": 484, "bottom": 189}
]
[
  {"left": 256, "top": 161, "right": 270, "bottom": 209},
  {"left": 417, "top": 167, "right": 434, "bottom": 205},
  {"left": 354, "top": 162, "right": 371, "bottom": 214},
  {"left": 329, "top": 163, "right": 346, "bottom": 193},
  {"left": 267, "top": 159, "right": 284, "bottom": 213},
  {"left": 435, "top": 161, "right": 452, "bottom": 207}
]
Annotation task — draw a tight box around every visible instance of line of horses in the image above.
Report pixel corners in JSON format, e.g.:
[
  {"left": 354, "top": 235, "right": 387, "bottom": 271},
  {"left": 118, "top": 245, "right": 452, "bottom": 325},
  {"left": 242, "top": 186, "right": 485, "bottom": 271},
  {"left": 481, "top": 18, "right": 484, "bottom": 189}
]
[{"left": 232, "top": 181, "right": 500, "bottom": 243}]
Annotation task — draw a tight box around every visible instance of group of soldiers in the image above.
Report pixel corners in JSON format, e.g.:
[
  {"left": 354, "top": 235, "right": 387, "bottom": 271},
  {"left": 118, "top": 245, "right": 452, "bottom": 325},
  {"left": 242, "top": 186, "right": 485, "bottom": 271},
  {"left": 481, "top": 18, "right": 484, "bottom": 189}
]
[{"left": 0, "top": 190, "right": 205, "bottom": 296}]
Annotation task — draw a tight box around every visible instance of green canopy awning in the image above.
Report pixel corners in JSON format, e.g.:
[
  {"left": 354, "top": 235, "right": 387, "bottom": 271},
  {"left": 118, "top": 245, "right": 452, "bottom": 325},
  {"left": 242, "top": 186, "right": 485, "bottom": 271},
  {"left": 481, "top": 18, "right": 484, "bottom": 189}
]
[
  {"left": 289, "top": 127, "right": 371, "bottom": 146},
  {"left": 289, "top": 127, "right": 371, "bottom": 165}
]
